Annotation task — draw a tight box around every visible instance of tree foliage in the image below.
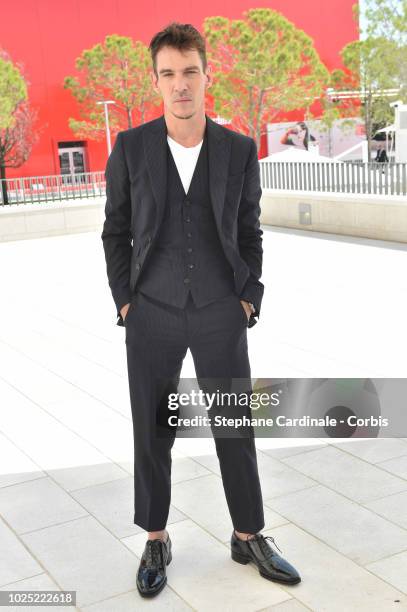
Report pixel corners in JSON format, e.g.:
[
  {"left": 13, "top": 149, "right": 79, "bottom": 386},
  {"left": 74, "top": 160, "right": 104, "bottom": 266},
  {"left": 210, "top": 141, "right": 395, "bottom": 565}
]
[
  {"left": 331, "top": 1, "right": 405, "bottom": 160},
  {"left": 0, "top": 49, "right": 39, "bottom": 204},
  {"left": 64, "top": 34, "right": 161, "bottom": 139},
  {"left": 203, "top": 8, "right": 330, "bottom": 149}
]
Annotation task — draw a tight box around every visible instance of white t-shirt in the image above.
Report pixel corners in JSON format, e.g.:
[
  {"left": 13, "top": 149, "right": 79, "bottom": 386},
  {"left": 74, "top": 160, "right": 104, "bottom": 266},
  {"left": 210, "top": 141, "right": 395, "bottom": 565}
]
[{"left": 167, "top": 135, "right": 203, "bottom": 195}]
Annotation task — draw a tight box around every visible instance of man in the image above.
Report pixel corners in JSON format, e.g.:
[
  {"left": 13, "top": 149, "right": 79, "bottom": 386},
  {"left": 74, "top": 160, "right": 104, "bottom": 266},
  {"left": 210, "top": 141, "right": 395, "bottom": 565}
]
[{"left": 101, "top": 22, "right": 301, "bottom": 598}]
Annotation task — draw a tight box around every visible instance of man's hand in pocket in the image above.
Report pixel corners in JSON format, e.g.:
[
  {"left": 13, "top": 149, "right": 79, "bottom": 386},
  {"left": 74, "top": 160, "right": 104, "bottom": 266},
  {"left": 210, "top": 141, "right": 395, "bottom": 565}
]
[
  {"left": 240, "top": 300, "right": 252, "bottom": 321},
  {"left": 120, "top": 303, "right": 131, "bottom": 322}
]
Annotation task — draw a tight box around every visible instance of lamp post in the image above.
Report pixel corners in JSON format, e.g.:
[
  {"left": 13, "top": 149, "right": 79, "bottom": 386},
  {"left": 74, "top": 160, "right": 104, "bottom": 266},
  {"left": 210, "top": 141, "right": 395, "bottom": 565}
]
[{"left": 97, "top": 100, "right": 116, "bottom": 155}]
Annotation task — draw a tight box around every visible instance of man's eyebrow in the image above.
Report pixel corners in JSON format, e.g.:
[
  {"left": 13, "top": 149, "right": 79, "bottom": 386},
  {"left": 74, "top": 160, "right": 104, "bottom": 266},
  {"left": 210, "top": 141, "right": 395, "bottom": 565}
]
[{"left": 158, "top": 65, "right": 200, "bottom": 74}]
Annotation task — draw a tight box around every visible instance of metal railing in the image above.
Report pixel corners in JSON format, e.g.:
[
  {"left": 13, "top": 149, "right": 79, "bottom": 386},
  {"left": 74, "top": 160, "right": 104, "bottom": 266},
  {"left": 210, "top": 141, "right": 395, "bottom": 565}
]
[
  {"left": 2, "top": 162, "right": 407, "bottom": 205},
  {"left": 259, "top": 161, "right": 407, "bottom": 196},
  {"left": 0, "top": 171, "right": 106, "bottom": 205}
]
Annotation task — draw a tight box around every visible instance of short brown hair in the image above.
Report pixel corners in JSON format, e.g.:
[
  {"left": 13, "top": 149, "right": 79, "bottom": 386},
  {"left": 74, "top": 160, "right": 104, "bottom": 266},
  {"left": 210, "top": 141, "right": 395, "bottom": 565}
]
[{"left": 149, "top": 22, "right": 207, "bottom": 75}]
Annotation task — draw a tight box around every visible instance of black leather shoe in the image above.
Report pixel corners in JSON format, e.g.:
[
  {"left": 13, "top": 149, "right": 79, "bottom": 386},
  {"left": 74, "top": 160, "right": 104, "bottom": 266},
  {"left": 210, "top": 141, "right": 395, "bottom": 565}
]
[
  {"left": 231, "top": 531, "right": 301, "bottom": 585},
  {"left": 136, "top": 534, "right": 172, "bottom": 597}
]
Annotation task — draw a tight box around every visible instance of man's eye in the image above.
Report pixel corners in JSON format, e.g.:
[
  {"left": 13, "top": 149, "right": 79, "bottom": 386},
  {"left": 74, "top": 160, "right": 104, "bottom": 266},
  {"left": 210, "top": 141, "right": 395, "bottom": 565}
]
[{"left": 161, "top": 71, "right": 197, "bottom": 76}]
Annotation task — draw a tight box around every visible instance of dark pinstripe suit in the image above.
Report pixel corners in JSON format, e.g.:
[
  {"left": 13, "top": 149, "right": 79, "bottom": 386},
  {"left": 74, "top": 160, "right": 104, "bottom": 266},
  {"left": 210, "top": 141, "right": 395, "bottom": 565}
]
[{"left": 101, "top": 114, "right": 265, "bottom": 532}]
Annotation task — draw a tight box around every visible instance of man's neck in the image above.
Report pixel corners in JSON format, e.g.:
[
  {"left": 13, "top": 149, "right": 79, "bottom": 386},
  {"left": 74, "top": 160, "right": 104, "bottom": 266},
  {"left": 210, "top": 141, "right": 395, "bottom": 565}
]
[{"left": 164, "top": 112, "right": 206, "bottom": 148}]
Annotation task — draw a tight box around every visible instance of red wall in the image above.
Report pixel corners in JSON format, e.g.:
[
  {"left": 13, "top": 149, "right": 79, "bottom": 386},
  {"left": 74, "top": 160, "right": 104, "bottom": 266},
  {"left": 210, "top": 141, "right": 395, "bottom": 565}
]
[{"left": 1, "top": 0, "right": 359, "bottom": 177}]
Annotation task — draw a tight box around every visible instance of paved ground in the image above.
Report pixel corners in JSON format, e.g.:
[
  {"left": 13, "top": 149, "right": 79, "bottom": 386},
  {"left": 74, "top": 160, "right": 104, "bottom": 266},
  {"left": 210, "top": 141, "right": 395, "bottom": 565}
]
[{"left": 0, "top": 227, "right": 407, "bottom": 610}]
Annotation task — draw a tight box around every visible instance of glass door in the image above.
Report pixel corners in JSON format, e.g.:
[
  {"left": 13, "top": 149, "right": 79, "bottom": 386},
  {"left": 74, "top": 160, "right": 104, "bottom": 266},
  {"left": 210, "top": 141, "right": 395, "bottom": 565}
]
[{"left": 58, "top": 146, "right": 86, "bottom": 184}]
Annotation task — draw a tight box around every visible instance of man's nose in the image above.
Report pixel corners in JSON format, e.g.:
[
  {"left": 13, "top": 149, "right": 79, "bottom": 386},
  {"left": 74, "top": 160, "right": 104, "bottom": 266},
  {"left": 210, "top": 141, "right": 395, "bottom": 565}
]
[{"left": 173, "top": 77, "right": 189, "bottom": 93}]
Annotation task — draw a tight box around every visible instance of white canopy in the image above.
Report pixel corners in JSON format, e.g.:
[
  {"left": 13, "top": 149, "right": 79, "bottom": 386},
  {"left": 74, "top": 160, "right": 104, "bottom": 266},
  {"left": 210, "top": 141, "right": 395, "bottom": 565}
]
[
  {"left": 260, "top": 147, "right": 336, "bottom": 163},
  {"left": 375, "top": 124, "right": 395, "bottom": 134}
]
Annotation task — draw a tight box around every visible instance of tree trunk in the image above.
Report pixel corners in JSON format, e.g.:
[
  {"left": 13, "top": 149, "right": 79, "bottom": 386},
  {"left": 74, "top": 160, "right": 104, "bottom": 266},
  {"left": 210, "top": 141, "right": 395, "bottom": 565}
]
[
  {"left": 256, "top": 91, "right": 265, "bottom": 153},
  {"left": 365, "top": 93, "right": 372, "bottom": 163},
  {"left": 0, "top": 163, "right": 8, "bottom": 206},
  {"left": 127, "top": 107, "right": 132, "bottom": 128}
]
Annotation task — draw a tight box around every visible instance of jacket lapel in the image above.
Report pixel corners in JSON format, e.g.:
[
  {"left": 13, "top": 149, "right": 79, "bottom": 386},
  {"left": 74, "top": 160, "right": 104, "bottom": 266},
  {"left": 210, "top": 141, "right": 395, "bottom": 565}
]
[
  {"left": 143, "top": 113, "right": 231, "bottom": 231},
  {"left": 143, "top": 115, "right": 168, "bottom": 229},
  {"left": 206, "top": 114, "right": 231, "bottom": 230}
]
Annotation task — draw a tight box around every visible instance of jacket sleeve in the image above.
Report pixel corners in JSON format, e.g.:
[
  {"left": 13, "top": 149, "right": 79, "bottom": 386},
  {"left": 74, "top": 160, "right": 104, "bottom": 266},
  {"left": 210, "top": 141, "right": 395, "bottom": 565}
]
[
  {"left": 238, "top": 138, "right": 264, "bottom": 326},
  {"left": 101, "top": 131, "right": 132, "bottom": 327}
]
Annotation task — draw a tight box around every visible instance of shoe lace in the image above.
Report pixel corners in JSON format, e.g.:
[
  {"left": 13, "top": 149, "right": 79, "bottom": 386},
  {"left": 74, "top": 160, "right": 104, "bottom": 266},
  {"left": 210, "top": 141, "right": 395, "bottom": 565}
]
[
  {"left": 250, "top": 533, "right": 283, "bottom": 557},
  {"left": 144, "top": 539, "right": 163, "bottom": 568}
]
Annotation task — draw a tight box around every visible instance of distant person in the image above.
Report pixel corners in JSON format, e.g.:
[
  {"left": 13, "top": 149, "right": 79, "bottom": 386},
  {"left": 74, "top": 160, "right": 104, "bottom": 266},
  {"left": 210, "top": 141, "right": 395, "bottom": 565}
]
[{"left": 375, "top": 146, "right": 388, "bottom": 163}]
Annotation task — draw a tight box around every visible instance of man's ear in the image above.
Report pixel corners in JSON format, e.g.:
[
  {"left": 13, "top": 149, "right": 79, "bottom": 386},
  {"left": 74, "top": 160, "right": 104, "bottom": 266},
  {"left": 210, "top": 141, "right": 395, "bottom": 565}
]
[{"left": 205, "top": 66, "right": 212, "bottom": 89}]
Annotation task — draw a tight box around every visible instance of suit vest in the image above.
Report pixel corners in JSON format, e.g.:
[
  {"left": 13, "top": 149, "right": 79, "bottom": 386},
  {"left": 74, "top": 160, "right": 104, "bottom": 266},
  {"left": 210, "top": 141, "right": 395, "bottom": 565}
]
[{"left": 136, "top": 127, "right": 236, "bottom": 308}]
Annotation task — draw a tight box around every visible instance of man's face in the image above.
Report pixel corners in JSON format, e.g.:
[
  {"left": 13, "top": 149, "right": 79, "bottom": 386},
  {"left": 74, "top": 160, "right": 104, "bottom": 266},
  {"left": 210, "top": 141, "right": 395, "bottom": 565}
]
[{"left": 151, "top": 46, "right": 212, "bottom": 120}]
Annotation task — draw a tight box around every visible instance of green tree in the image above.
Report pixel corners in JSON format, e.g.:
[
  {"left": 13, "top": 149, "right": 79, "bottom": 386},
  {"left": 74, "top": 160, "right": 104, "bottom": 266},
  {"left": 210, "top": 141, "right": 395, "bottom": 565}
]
[
  {"left": 333, "top": 38, "right": 400, "bottom": 160},
  {"left": 0, "top": 50, "right": 39, "bottom": 205},
  {"left": 64, "top": 34, "right": 161, "bottom": 139},
  {"left": 203, "top": 8, "right": 330, "bottom": 150},
  {"left": 363, "top": 0, "right": 407, "bottom": 102},
  {"left": 0, "top": 53, "right": 27, "bottom": 129},
  {"left": 364, "top": 0, "right": 407, "bottom": 42},
  {"left": 329, "top": 1, "right": 406, "bottom": 161}
]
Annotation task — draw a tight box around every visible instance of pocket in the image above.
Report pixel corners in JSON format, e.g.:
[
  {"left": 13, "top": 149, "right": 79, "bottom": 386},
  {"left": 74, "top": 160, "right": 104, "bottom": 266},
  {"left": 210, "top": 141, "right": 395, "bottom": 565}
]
[
  {"left": 124, "top": 294, "right": 137, "bottom": 325},
  {"left": 235, "top": 295, "right": 249, "bottom": 326},
  {"left": 123, "top": 303, "right": 132, "bottom": 325}
]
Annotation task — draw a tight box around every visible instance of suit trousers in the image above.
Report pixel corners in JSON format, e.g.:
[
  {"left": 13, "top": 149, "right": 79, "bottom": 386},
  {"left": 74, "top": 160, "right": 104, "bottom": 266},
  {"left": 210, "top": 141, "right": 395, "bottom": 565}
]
[{"left": 124, "top": 289, "right": 265, "bottom": 533}]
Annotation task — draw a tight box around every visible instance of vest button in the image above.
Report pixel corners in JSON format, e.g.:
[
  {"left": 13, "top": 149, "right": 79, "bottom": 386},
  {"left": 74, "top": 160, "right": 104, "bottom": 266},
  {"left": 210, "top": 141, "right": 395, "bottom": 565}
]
[
  {"left": 187, "top": 247, "right": 193, "bottom": 253},
  {"left": 188, "top": 263, "right": 194, "bottom": 269},
  {"left": 183, "top": 277, "right": 190, "bottom": 284},
  {"left": 135, "top": 263, "right": 141, "bottom": 270},
  {"left": 187, "top": 232, "right": 192, "bottom": 238},
  {"left": 185, "top": 199, "right": 191, "bottom": 206},
  {"left": 185, "top": 217, "right": 191, "bottom": 223}
]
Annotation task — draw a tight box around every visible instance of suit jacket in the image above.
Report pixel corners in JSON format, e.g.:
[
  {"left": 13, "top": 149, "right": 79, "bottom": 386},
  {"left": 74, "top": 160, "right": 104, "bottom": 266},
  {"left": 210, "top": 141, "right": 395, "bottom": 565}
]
[{"left": 101, "top": 113, "right": 264, "bottom": 327}]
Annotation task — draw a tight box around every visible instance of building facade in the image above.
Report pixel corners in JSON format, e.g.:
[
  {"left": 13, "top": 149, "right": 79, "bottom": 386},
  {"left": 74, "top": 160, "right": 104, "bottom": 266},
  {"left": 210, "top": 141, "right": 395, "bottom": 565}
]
[{"left": 1, "top": 0, "right": 358, "bottom": 178}]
